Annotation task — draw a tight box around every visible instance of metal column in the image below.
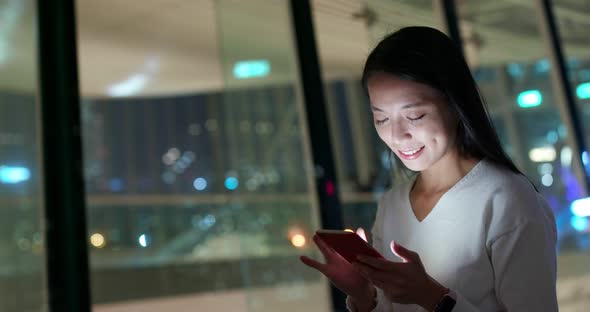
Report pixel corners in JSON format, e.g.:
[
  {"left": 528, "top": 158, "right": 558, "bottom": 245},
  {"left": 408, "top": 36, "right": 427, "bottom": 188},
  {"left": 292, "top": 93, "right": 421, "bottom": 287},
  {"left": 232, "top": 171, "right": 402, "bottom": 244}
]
[
  {"left": 37, "top": 0, "right": 91, "bottom": 311},
  {"left": 289, "top": 0, "right": 346, "bottom": 310}
]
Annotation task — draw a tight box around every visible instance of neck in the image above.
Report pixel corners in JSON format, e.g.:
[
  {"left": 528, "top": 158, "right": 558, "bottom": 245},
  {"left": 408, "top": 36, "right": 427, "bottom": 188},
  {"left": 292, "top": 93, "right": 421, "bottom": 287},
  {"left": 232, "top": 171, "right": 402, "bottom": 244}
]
[{"left": 414, "top": 150, "right": 480, "bottom": 193}]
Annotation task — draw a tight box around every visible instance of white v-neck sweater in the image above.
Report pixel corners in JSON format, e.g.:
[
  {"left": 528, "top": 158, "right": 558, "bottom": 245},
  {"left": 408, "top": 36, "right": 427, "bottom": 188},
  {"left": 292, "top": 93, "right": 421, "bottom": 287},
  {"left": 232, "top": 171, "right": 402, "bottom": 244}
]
[{"left": 347, "top": 159, "right": 558, "bottom": 311}]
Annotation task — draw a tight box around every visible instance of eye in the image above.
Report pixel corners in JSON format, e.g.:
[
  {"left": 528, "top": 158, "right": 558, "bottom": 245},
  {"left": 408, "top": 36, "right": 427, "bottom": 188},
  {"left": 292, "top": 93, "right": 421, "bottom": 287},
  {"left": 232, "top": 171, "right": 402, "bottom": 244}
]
[
  {"left": 375, "top": 118, "right": 389, "bottom": 126},
  {"left": 407, "top": 114, "right": 426, "bottom": 121}
]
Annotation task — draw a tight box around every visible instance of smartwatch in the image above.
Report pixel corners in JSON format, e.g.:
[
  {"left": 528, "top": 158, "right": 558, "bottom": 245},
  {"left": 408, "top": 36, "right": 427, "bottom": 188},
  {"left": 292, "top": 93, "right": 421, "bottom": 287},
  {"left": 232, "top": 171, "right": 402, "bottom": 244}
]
[{"left": 433, "top": 289, "right": 456, "bottom": 312}]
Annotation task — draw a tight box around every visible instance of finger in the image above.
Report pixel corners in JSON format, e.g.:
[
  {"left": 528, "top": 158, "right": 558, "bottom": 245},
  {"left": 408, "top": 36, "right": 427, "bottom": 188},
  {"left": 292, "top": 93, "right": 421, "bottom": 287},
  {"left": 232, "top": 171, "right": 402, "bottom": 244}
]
[
  {"left": 356, "top": 227, "right": 367, "bottom": 242},
  {"left": 383, "top": 288, "right": 403, "bottom": 302},
  {"left": 390, "top": 240, "right": 420, "bottom": 264},
  {"left": 370, "top": 278, "right": 390, "bottom": 291},
  {"left": 353, "top": 262, "right": 379, "bottom": 281},
  {"left": 359, "top": 268, "right": 402, "bottom": 293},
  {"left": 354, "top": 262, "right": 389, "bottom": 284},
  {"left": 356, "top": 256, "right": 397, "bottom": 271},
  {"left": 313, "top": 235, "right": 337, "bottom": 259},
  {"left": 300, "top": 255, "right": 327, "bottom": 272},
  {"left": 390, "top": 241, "right": 408, "bottom": 263}
]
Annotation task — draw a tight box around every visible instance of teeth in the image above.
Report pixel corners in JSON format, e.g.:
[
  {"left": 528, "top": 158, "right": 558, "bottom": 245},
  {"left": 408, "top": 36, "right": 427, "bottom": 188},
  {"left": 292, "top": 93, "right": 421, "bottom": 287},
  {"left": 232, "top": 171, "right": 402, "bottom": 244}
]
[{"left": 401, "top": 147, "right": 422, "bottom": 156}]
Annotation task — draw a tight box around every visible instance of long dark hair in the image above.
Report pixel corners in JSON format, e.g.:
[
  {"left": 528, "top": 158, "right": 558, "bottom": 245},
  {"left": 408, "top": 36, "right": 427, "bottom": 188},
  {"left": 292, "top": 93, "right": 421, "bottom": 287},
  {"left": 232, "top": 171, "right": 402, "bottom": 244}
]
[{"left": 362, "top": 26, "right": 524, "bottom": 177}]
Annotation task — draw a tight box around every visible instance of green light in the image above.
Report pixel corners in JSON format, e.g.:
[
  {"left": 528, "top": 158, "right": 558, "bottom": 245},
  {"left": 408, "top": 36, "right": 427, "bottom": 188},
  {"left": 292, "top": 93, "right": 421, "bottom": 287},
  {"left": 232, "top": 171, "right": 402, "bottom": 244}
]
[
  {"left": 233, "top": 60, "right": 270, "bottom": 79},
  {"left": 577, "top": 82, "right": 590, "bottom": 99},
  {"left": 517, "top": 90, "right": 542, "bottom": 108}
]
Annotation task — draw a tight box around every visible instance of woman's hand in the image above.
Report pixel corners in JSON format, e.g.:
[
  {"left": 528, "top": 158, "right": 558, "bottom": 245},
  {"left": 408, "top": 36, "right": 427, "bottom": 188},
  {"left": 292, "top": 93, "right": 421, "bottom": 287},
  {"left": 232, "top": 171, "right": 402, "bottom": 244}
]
[
  {"left": 300, "top": 230, "right": 375, "bottom": 302},
  {"left": 354, "top": 241, "right": 448, "bottom": 310}
]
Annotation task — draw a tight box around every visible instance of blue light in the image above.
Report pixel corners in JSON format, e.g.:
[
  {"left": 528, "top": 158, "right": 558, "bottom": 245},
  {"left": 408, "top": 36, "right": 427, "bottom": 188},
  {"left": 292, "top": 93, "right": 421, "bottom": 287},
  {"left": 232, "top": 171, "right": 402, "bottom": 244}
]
[
  {"left": 233, "top": 60, "right": 270, "bottom": 79},
  {"left": 507, "top": 63, "right": 523, "bottom": 78},
  {"left": 0, "top": 166, "right": 30, "bottom": 184},
  {"left": 580, "top": 70, "right": 590, "bottom": 81},
  {"left": 138, "top": 234, "right": 150, "bottom": 247},
  {"left": 571, "top": 197, "right": 590, "bottom": 217},
  {"left": 576, "top": 82, "right": 590, "bottom": 100},
  {"left": 199, "top": 214, "right": 216, "bottom": 230},
  {"left": 109, "top": 178, "right": 123, "bottom": 192},
  {"left": 224, "top": 177, "right": 239, "bottom": 190},
  {"left": 567, "top": 58, "right": 580, "bottom": 69},
  {"left": 192, "top": 214, "right": 216, "bottom": 230},
  {"left": 570, "top": 216, "right": 589, "bottom": 232},
  {"left": 546, "top": 131, "right": 558, "bottom": 144},
  {"left": 517, "top": 90, "right": 542, "bottom": 108},
  {"left": 193, "top": 177, "right": 207, "bottom": 191},
  {"left": 535, "top": 59, "right": 550, "bottom": 73}
]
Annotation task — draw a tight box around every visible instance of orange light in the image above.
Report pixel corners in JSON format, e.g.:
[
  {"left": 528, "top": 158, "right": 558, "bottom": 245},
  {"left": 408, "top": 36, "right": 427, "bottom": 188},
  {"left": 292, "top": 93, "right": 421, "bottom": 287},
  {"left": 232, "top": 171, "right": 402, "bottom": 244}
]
[
  {"left": 291, "top": 234, "right": 306, "bottom": 248},
  {"left": 344, "top": 229, "right": 354, "bottom": 233}
]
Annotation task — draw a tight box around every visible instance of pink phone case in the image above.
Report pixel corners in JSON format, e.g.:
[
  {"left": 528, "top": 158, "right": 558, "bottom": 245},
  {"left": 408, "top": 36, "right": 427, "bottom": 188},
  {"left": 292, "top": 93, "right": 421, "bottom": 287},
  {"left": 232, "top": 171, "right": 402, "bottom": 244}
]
[{"left": 316, "top": 230, "right": 384, "bottom": 263}]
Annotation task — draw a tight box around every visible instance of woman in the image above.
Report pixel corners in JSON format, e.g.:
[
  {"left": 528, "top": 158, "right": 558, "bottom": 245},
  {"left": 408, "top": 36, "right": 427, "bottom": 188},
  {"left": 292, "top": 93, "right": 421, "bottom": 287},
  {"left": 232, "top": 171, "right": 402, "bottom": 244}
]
[{"left": 300, "top": 26, "right": 557, "bottom": 311}]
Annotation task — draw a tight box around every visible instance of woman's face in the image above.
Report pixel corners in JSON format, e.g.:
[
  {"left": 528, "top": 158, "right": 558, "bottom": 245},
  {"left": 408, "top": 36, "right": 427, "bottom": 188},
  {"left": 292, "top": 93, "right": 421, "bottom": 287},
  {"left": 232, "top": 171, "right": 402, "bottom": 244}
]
[{"left": 367, "top": 72, "right": 458, "bottom": 172}]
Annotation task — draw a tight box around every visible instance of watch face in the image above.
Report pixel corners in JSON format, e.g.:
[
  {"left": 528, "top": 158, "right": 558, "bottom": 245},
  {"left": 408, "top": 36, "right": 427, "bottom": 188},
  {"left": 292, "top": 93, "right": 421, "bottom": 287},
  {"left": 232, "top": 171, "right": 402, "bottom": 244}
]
[{"left": 435, "top": 295, "right": 456, "bottom": 312}]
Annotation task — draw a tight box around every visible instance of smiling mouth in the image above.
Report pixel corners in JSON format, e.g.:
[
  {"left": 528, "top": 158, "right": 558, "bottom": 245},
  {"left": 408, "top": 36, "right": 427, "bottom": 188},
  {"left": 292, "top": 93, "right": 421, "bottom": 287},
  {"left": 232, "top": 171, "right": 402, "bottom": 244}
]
[{"left": 399, "top": 146, "right": 424, "bottom": 156}]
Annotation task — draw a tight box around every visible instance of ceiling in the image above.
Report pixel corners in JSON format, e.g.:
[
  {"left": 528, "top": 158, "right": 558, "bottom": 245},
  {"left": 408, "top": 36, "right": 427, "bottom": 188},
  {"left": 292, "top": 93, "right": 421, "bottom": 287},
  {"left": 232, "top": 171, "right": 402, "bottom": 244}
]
[{"left": 0, "top": 0, "right": 588, "bottom": 97}]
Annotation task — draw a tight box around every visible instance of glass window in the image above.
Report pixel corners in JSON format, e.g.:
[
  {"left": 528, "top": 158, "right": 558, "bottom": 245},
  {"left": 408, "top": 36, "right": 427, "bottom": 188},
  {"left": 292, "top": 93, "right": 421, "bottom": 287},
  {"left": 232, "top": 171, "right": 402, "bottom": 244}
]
[
  {"left": 457, "top": 1, "right": 588, "bottom": 309},
  {"left": 76, "top": 1, "right": 330, "bottom": 311},
  {"left": 0, "top": 1, "right": 46, "bottom": 311}
]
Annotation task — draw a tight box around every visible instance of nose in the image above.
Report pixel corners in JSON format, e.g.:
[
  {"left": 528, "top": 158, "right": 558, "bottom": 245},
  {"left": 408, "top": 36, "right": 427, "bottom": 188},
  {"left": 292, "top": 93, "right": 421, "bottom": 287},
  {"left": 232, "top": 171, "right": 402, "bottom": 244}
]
[{"left": 391, "top": 121, "right": 412, "bottom": 145}]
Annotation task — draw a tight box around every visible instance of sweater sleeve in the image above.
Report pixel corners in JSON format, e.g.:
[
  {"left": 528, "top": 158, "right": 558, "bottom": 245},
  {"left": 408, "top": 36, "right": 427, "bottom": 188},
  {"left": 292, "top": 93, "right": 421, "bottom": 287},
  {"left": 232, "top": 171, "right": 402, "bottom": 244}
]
[
  {"left": 345, "top": 287, "right": 393, "bottom": 312},
  {"left": 488, "top": 220, "right": 558, "bottom": 311},
  {"left": 448, "top": 218, "right": 557, "bottom": 312}
]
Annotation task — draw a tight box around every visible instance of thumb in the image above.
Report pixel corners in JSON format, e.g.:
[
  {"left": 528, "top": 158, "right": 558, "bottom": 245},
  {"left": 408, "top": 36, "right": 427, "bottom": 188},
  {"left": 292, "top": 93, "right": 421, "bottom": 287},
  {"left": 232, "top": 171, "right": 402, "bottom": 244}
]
[{"left": 390, "top": 240, "right": 420, "bottom": 264}]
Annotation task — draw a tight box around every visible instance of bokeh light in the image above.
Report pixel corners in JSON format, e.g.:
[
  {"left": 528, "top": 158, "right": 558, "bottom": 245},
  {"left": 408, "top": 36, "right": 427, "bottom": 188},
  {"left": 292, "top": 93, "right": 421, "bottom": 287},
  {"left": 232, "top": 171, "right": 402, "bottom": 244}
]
[{"left": 291, "top": 234, "right": 306, "bottom": 248}]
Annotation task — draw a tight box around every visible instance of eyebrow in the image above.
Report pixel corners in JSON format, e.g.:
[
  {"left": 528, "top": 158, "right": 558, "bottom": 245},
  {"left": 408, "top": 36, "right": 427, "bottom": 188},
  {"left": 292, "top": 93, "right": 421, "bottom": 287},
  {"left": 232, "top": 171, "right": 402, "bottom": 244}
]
[{"left": 371, "top": 101, "right": 427, "bottom": 112}]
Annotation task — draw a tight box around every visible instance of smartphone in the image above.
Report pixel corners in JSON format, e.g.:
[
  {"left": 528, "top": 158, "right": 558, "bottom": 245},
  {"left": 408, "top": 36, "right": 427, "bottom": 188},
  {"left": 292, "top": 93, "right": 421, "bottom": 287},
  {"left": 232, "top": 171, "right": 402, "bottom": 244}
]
[{"left": 316, "top": 229, "right": 384, "bottom": 263}]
